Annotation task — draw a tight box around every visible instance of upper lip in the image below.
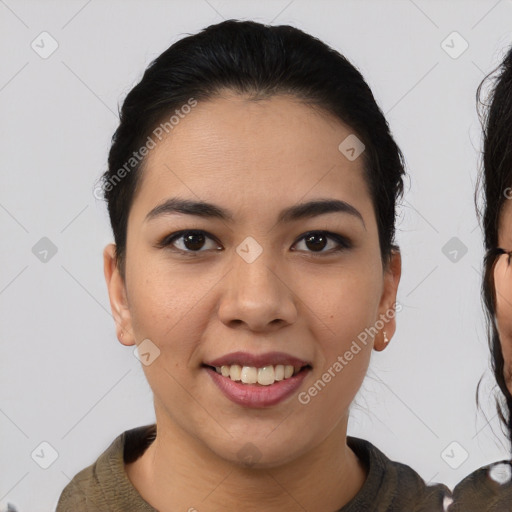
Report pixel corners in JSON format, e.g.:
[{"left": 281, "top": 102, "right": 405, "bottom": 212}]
[{"left": 204, "top": 351, "right": 311, "bottom": 368}]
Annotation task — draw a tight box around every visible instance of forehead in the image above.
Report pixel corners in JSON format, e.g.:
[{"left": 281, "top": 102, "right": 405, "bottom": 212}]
[{"left": 130, "top": 93, "right": 373, "bottom": 223}]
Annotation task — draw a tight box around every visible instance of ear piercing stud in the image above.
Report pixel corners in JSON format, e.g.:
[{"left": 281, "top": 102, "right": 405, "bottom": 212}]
[{"left": 383, "top": 331, "right": 389, "bottom": 344}]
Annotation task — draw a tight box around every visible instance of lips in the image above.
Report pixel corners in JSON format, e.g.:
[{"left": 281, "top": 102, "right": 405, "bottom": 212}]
[
  {"left": 203, "top": 351, "right": 312, "bottom": 407},
  {"left": 204, "top": 351, "right": 311, "bottom": 368}
]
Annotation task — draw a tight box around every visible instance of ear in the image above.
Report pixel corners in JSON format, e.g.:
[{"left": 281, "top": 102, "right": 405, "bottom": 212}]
[
  {"left": 373, "top": 249, "right": 401, "bottom": 352},
  {"left": 103, "top": 243, "right": 136, "bottom": 346}
]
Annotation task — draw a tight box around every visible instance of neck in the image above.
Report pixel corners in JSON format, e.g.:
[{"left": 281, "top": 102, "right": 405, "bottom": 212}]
[{"left": 126, "top": 413, "right": 367, "bottom": 512}]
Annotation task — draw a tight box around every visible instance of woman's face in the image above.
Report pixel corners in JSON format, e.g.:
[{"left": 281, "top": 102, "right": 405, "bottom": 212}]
[
  {"left": 104, "top": 93, "right": 400, "bottom": 467},
  {"left": 495, "top": 197, "right": 512, "bottom": 392}
]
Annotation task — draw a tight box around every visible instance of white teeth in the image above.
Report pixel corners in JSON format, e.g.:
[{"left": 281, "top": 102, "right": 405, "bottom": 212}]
[
  {"left": 241, "top": 366, "right": 258, "bottom": 384},
  {"left": 230, "top": 364, "right": 242, "bottom": 381},
  {"left": 257, "top": 366, "right": 275, "bottom": 386},
  {"left": 214, "top": 364, "right": 301, "bottom": 385}
]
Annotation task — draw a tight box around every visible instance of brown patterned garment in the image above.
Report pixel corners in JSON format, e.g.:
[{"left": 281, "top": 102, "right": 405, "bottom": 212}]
[
  {"left": 56, "top": 424, "right": 451, "bottom": 511},
  {"left": 449, "top": 460, "right": 512, "bottom": 511}
]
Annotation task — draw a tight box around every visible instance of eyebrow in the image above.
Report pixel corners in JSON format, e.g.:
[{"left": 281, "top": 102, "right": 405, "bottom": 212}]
[{"left": 144, "top": 197, "right": 366, "bottom": 228}]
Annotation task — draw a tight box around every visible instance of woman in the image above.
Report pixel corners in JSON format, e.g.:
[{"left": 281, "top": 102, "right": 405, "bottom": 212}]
[
  {"left": 450, "top": 47, "right": 512, "bottom": 510},
  {"left": 56, "top": 19, "right": 449, "bottom": 511}
]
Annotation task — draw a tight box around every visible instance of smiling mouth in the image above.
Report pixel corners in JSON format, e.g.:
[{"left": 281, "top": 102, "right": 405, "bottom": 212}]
[{"left": 203, "top": 364, "right": 311, "bottom": 386}]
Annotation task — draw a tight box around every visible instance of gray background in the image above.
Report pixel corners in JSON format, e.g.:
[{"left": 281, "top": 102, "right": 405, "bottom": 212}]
[{"left": 1, "top": 0, "right": 512, "bottom": 510}]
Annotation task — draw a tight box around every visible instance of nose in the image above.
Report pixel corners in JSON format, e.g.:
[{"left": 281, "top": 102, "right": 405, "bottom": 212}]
[{"left": 217, "top": 249, "right": 298, "bottom": 332}]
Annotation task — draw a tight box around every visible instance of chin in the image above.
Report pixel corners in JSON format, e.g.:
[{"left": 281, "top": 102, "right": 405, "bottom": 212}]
[{"left": 207, "top": 433, "right": 311, "bottom": 469}]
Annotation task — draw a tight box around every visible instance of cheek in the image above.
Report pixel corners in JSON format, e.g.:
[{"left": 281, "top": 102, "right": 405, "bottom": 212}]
[
  {"left": 305, "top": 265, "right": 381, "bottom": 394},
  {"left": 128, "top": 244, "right": 205, "bottom": 318},
  {"left": 298, "top": 327, "right": 373, "bottom": 431},
  {"left": 320, "top": 264, "right": 383, "bottom": 330},
  {"left": 494, "top": 258, "right": 512, "bottom": 377},
  {"left": 126, "top": 257, "right": 214, "bottom": 361},
  {"left": 125, "top": 263, "right": 211, "bottom": 414}
]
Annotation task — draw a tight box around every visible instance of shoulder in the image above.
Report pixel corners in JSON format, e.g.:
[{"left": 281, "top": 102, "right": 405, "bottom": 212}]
[
  {"left": 449, "top": 459, "right": 512, "bottom": 511},
  {"left": 56, "top": 460, "right": 102, "bottom": 510},
  {"left": 346, "top": 437, "right": 452, "bottom": 512},
  {"left": 56, "top": 424, "right": 157, "bottom": 512}
]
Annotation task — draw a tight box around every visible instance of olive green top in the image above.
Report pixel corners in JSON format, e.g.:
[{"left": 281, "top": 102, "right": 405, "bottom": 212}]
[
  {"left": 56, "top": 424, "right": 450, "bottom": 511},
  {"left": 450, "top": 459, "right": 512, "bottom": 511}
]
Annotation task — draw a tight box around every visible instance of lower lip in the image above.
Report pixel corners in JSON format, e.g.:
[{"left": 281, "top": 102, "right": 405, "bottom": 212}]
[{"left": 204, "top": 366, "right": 310, "bottom": 408}]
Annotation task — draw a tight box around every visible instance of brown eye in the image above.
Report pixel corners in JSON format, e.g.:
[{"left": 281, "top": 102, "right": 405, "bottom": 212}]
[
  {"left": 292, "top": 231, "right": 351, "bottom": 254},
  {"left": 304, "top": 233, "right": 328, "bottom": 252},
  {"left": 181, "top": 232, "right": 206, "bottom": 251},
  {"left": 157, "top": 230, "right": 222, "bottom": 255}
]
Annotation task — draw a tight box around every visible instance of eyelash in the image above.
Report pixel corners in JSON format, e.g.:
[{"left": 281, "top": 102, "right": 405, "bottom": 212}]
[{"left": 155, "top": 229, "right": 352, "bottom": 257}]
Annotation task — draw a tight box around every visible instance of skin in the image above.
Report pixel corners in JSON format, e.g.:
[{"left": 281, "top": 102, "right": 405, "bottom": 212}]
[
  {"left": 103, "top": 92, "right": 401, "bottom": 512},
  {"left": 495, "top": 197, "right": 512, "bottom": 392}
]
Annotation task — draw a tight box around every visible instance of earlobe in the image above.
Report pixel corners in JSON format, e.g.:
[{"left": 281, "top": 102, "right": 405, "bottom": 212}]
[
  {"left": 374, "top": 249, "right": 401, "bottom": 352},
  {"left": 103, "top": 243, "right": 135, "bottom": 346},
  {"left": 374, "top": 329, "right": 391, "bottom": 352}
]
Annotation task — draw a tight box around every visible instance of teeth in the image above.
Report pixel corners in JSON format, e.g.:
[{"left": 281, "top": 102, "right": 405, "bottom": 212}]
[
  {"left": 240, "top": 366, "right": 257, "bottom": 384},
  {"left": 257, "top": 366, "right": 275, "bottom": 386},
  {"left": 214, "top": 364, "right": 301, "bottom": 385},
  {"left": 230, "top": 364, "right": 242, "bottom": 381}
]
